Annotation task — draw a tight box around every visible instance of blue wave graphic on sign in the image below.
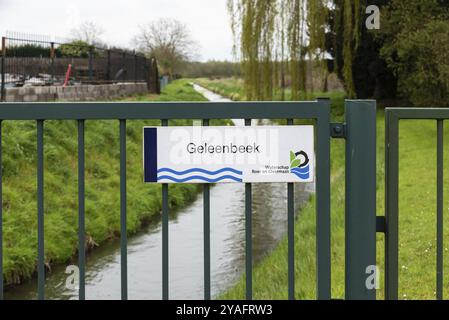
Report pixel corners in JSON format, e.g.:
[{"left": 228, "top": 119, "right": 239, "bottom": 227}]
[
  {"left": 157, "top": 168, "right": 243, "bottom": 175},
  {"left": 291, "top": 165, "right": 310, "bottom": 180},
  {"left": 158, "top": 175, "right": 243, "bottom": 183},
  {"left": 157, "top": 167, "right": 243, "bottom": 183}
]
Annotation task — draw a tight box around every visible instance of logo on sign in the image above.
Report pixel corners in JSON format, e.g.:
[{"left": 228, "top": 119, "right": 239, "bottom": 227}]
[{"left": 290, "top": 151, "right": 310, "bottom": 180}]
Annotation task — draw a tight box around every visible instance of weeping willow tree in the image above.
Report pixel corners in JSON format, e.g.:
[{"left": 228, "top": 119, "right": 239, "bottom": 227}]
[
  {"left": 227, "top": 0, "right": 277, "bottom": 100},
  {"left": 334, "top": 0, "right": 363, "bottom": 97},
  {"left": 228, "top": 0, "right": 366, "bottom": 100}
]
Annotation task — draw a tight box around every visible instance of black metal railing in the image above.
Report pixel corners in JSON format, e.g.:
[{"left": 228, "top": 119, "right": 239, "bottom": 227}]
[{"left": 0, "top": 32, "right": 154, "bottom": 96}]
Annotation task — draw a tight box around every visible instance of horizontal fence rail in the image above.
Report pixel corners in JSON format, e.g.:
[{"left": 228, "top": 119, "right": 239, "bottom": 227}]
[
  {"left": 0, "top": 102, "right": 329, "bottom": 120},
  {"left": 385, "top": 108, "right": 448, "bottom": 300},
  {"left": 0, "top": 101, "right": 333, "bottom": 300}
]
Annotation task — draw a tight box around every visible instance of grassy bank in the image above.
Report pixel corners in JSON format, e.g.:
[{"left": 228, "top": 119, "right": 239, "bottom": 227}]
[
  {"left": 196, "top": 78, "right": 246, "bottom": 101},
  {"left": 200, "top": 78, "right": 449, "bottom": 300},
  {"left": 2, "top": 79, "right": 213, "bottom": 286},
  {"left": 196, "top": 77, "right": 344, "bottom": 109}
]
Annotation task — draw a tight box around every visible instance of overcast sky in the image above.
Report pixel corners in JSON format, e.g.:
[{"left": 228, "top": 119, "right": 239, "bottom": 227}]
[{"left": 0, "top": 0, "right": 234, "bottom": 61}]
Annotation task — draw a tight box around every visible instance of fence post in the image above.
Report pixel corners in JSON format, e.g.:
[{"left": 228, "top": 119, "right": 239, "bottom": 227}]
[
  {"left": 122, "top": 52, "right": 127, "bottom": 81},
  {"left": 1, "top": 37, "right": 5, "bottom": 102},
  {"left": 88, "top": 46, "right": 94, "bottom": 82},
  {"left": 133, "top": 51, "right": 137, "bottom": 83},
  {"left": 50, "top": 42, "right": 55, "bottom": 84},
  {"left": 107, "top": 50, "right": 111, "bottom": 82},
  {"left": 345, "top": 100, "right": 377, "bottom": 300},
  {"left": 385, "top": 109, "right": 399, "bottom": 300}
]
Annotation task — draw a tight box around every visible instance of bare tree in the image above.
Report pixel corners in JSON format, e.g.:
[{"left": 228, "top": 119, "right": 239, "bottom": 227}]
[
  {"left": 70, "top": 21, "right": 105, "bottom": 47},
  {"left": 134, "top": 18, "right": 199, "bottom": 76}
]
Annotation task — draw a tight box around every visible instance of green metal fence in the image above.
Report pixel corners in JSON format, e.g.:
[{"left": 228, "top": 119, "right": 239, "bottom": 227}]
[
  {"left": 0, "top": 100, "right": 377, "bottom": 300},
  {"left": 385, "top": 108, "right": 447, "bottom": 300}
]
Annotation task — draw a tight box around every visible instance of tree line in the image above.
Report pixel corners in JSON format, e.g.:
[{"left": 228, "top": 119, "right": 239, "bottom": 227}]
[{"left": 227, "top": 0, "right": 449, "bottom": 107}]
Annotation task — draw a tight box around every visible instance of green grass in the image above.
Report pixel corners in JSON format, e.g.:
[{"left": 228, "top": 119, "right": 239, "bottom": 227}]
[
  {"left": 196, "top": 78, "right": 246, "bottom": 101},
  {"left": 124, "top": 79, "right": 208, "bottom": 102},
  {"left": 196, "top": 77, "right": 345, "bottom": 110},
  {"left": 2, "top": 79, "right": 216, "bottom": 286},
  {"left": 201, "top": 78, "right": 449, "bottom": 300}
]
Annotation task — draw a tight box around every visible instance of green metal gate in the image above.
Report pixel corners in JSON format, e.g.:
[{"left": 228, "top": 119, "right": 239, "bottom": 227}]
[
  {"left": 385, "top": 108, "right": 447, "bottom": 300},
  {"left": 0, "top": 99, "right": 378, "bottom": 300}
]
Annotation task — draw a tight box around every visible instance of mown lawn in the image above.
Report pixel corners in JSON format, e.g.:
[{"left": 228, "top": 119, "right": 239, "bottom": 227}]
[
  {"left": 2, "top": 79, "right": 214, "bottom": 286},
  {"left": 197, "top": 78, "right": 449, "bottom": 300}
]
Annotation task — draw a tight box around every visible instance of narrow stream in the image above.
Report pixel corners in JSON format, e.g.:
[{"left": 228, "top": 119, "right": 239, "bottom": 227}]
[{"left": 5, "top": 85, "right": 314, "bottom": 300}]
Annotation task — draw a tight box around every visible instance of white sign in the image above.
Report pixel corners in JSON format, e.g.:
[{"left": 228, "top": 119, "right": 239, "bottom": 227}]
[{"left": 143, "top": 126, "right": 314, "bottom": 184}]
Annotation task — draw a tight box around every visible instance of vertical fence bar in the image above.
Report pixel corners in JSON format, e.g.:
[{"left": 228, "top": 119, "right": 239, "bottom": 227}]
[
  {"left": 37, "top": 120, "right": 45, "bottom": 300},
  {"left": 288, "top": 183, "right": 295, "bottom": 299},
  {"left": 385, "top": 110, "right": 399, "bottom": 300},
  {"left": 88, "top": 47, "right": 93, "bottom": 82},
  {"left": 1, "top": 37, "right": 5, "bottom": 102},
  {"left": 345, "top": 100, "right": 377, "bottom": 300},
  {"left": 436, "top": 120, "right": 444, "bottom": 300},
  {"left": 203, "top": 119, "right": 211, "bottom": 300},
  {"left": 78, "top": 120, "right": 86, "bottom": 300},
  {"left": 245, "top": 118, "right": 252, "bottom": 300},
  {"left": 107, "top": 50, "right": 111, "bottom": 82},
  {"left": 122, "top": 52, "right": 127, "bottom": 81},
  {"left": 161, "top": 119, "right": 169, "bottom": 300},
  {"left": 0, "top": 121, "right": 3, "bottom": 300},
  {"left": 133, "top": 52, "right": 138, "bottom": 83},
  {"left": 287, "top": 118, "right": 295, "bottom": 300},
  {"left": 120, "top": 119, "right": 128, "bottom": 300},
  {"left": 316, "top": 99, "right": 331, "bottom": 299},
  {"left": 50, "top": 42, "right": 55, "bottom": 84}
]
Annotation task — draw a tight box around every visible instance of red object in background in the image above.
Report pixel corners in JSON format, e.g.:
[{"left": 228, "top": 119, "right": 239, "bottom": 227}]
[{"left": 63, "top": 64, "right": 72, "bottom": 87}]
